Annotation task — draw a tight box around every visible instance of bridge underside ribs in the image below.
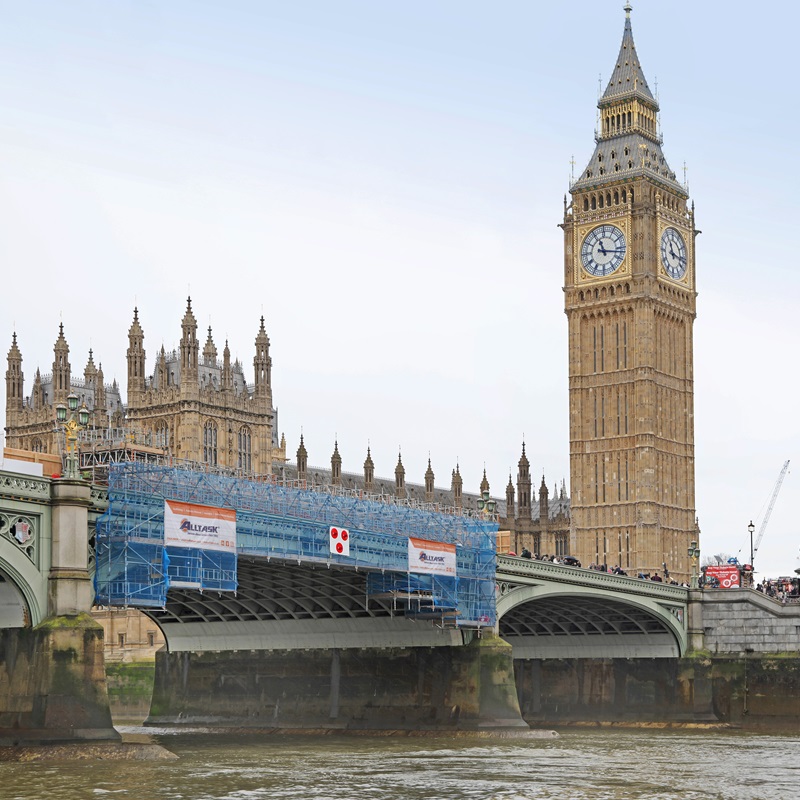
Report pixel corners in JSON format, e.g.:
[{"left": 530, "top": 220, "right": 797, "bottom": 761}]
[
  {"left": 500, "top": 596, "right": 680, "bottom": 658},
  {"left": 147, "top": 558, "right": 394, "bottom": 625}
]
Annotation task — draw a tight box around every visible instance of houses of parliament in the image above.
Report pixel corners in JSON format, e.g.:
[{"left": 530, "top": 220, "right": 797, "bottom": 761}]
[{"left": 4, "top": 5, "right": 698, "bottom": 581}]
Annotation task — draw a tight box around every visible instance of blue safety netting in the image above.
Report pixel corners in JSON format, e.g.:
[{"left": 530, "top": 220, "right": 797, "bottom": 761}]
[{"left": 95, "top": 463, "right": 497, "bottom": 627}]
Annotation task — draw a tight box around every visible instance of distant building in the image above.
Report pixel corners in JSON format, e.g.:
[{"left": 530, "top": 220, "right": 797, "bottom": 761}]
[{"left": 4, "top": 298, "right": 285, "bottom": 476}]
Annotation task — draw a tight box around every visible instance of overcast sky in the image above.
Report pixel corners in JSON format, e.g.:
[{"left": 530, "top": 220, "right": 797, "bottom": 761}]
[{"left": 1, "top": 1, "right": 797, "bottom": 579}]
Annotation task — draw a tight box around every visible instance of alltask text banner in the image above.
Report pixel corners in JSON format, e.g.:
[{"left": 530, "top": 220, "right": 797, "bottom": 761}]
[
  {"left": 164, "top": 499, "right": 236, "bottom": 552},
  {"left": 408, "top": 537, "right": 456, "bottom": 576}
]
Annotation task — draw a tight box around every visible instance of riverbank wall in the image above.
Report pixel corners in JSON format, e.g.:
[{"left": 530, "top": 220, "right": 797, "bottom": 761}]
[
  {"left": 105, "top": 650, "right": 800, "bottom": 731},
  {"left": 516, "top": 655, "right": 800, "bottom": 729}
]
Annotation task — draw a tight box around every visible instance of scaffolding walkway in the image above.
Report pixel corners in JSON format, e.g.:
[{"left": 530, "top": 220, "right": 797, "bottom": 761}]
[{"left": 95, "top": 463, "right": 497, "bottom": 628}]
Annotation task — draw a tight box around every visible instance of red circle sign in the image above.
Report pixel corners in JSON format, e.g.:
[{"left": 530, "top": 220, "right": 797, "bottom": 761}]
[
  {"left": 336, "top": 542, "right": 343, "bottom": 553},
  {"left": 331, "top": 528, "right": 339, "bottom": 539}
]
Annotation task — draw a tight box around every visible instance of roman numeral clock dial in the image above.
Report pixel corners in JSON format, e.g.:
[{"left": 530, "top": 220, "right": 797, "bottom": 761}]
[
  {"left": 660, "top": 226, "right": 687, "bottom": 280},
  {"left": 580, "top": 224, "right": 627, "bottom": 277}
]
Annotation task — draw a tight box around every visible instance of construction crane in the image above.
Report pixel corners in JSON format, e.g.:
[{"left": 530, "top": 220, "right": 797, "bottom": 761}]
[{"left": 750, "top": 459, "right": 790, "bottom": 568}]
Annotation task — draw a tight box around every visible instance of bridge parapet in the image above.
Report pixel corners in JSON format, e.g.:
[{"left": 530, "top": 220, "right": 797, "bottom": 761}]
[
  {"left": 497, "top": 555, "right": 688, "bottom": 602},
  {"left": 697, "top": 588, "right": 800, "bottom": 655}
]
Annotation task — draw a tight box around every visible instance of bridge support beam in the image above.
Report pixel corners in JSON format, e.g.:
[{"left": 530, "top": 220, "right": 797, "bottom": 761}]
[{"left": 148, "top": 633, "right": 528, "bottom": 731}]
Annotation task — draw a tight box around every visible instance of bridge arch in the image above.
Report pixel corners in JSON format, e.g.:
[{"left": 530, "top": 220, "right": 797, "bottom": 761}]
[
  {"left": 496, "top": 580, "right": 687, "bottom": 658},
  {"left": 0, "top": 538, "right": 45, "bottom": 628}
]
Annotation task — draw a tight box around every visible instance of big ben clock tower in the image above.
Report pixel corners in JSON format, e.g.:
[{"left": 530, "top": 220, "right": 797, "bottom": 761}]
[{"left": 562, "top": 4, "right": 698, "bottom": 580}]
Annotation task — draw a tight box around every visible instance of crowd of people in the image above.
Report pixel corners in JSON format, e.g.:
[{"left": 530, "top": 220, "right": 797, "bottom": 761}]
[
  {"left": 509, "top": 550, "right": 685, "bottom": 584},
  {"left": 509, "top": 549, "right": 800, "bottom": 596},
  {"left": 755, "top": 577, "right": 800, "bottom": 603}
]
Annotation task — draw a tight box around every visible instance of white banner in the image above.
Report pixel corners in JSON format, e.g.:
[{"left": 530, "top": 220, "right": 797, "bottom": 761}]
[
  {"left": 408, "top": 536, "right": 457, "bottom": 576},
  {"left": 164, "top": 499, "right": 236, "bottom": 552}
]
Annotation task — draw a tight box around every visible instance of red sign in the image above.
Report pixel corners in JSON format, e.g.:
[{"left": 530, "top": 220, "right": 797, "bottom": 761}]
[{"left": 705, "top": 564, "right": 740, "bottom": 588}]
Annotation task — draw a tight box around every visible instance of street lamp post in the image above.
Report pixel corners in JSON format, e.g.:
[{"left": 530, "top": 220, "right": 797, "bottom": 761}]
[
  {"left": 477, "top": 489, "right": 496, "bottom": 519},
  {"left": 748, "top": 520, "right": 755, "bottom": 570},
  {"left": 687, "top": 540, "right": 701, "bottom": 590},
  {"left": 55, "top": 392, "right": 90, "bottom": 479}
]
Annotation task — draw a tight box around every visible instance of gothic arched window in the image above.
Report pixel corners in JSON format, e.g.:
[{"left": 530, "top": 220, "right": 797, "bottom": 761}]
[
  {"left": 203, "top": 420, "right": 218, "bottom": 466},
  {"left": 31, "top": 438, "right": 43, "bottom": 453},
  {"left": 238, "top": 426, "right": 252, "bottom": 473},
  {"left": 155, "top": 421, "right": 169, "bottom": 450}
]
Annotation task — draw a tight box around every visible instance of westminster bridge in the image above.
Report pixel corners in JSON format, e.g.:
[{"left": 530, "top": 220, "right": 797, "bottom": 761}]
[{"left": 2, "top": 462, "right": 800, "bottom": 738}]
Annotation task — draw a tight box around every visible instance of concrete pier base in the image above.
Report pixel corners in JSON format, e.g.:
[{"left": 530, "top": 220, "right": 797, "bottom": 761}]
[
  {"left": 147, "top": 633, "right": 528, "bottom": 731},
  {"left": 0, "top": 614, "right": 120, "bottom": 744}
]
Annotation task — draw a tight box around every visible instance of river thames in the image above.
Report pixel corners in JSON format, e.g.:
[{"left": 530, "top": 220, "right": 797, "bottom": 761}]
[{"left": 1, "top": 726, "right": 798, "bottom": 800}]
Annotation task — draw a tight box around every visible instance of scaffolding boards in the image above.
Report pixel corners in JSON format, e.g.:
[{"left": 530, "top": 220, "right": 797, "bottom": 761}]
[{"left": 95, "top": 462, "right": 498, "bottom": 628}]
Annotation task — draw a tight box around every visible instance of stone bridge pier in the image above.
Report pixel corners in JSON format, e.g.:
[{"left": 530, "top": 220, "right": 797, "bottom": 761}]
[{"left": 0, "top": 471, "right": 118, "bottom": 744}]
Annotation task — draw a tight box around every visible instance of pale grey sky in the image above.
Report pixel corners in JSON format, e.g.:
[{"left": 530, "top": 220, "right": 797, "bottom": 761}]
[{"left": 1, "top": 1, "right": 797, "bottom": 578}]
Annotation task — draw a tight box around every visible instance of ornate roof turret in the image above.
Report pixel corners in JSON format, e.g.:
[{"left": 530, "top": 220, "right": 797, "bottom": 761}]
[
  {"left": 5, "top": 332, "right": 23, "bottom": 410},
  {"left": 331, "top": 440, "right": 342, "bottom": 485},
  {"left": 222, "top": 340, "right": 232, "bottom": 390},
  {"left": 203, "top": 326, "right": 217, "bottom": 365},
  {"left": 480, "top": 468, "right": 490, "bottom": 494},
  {"left": 253, "top": 316, "right": 271, "bottom": 396},
  {"left": 296, "top": 433, "right": 308, "bottom": 480},
  {"left": 181, "top": 297, "right": 197, "bottom": 330},
  {"left": 52, "top": 323, "right": 70, "bottom": 401},
  {"left": 571, "top": 4, "right": 685, "bottom": 196},
  {"left": 180, "top": 297, "right": 199, "bottom": 378},
  {"left": 395, "top": 450, "right": 405, "bottom": 498},
  {"left": 128, "top": 307, "right": 144, "bottom": 340},
  {"left": 32, "top": 368, "right": 42, "bottom": 411},
  {"left": 84, "top": 348, "right": 97, "bottom": 381},
  {"left": 451, "top": 463, "right": 463, "bottom": 507},
  {"left": 506, "top": 474, "right": 515, "bottom": 516},
  {"left": 363, "top": 446, "right": 375, "bottom": 492},
  {"left": 7, "top": 332, "right": 21, "bottom": 362},
  {"left": 96, "top": 362, "right": 106, "bottom": 407},
  {"left": 127, "top": 307, "right": 146, "bottom": 397},
  {"left": 424, "top": 457, "right": 435, "bottom": 501},
  {"left": 518, "top": 441, "right": 530, "bottom": 474}
]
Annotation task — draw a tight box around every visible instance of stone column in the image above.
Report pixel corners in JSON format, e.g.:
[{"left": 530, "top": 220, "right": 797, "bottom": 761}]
[
  {"left": 48, "top": 479, "right": 94, "bottom": 616},
  {"left": 686, "top": 589, "right": 705, "bottom": 653}
]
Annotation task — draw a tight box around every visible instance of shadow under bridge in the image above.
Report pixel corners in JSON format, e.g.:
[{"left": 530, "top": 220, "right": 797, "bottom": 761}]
[{"left": 495, "top": 556, "right": 689, "bottom": 658}]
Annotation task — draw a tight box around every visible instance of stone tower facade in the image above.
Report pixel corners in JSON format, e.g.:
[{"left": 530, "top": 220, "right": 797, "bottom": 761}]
[
  {"left": 561, "top": 5, "right": 698, "bottom": 578},
  {"left": 5, "top": 299, "right": 283, "bottom": 475}
]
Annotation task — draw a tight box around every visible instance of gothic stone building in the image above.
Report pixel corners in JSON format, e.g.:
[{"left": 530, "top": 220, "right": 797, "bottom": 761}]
[
  {"left": 562, "top": 5, "right": 699, "bottom": 578},
  {"left": 4, "top": 298, "right": 283, "bottom": 474}
]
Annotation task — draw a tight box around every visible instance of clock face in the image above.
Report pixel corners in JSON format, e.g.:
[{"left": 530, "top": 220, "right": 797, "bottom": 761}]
[
  {"left": 581, "top": 225, "right": 626, "bottom": 277},
  {"left": 661, "top": 227, "right": 687, "bottom": 279}
]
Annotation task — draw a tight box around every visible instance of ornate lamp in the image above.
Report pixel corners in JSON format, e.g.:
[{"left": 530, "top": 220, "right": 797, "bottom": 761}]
[
  {"left": 56, "top": 393, "right": 90, "bottom": 479},
  {"left": 687, "top": 540, "right": 701, "bottom": 590},
  {"left": 477, "top": 489, "right": 496, "bottom": 517}
]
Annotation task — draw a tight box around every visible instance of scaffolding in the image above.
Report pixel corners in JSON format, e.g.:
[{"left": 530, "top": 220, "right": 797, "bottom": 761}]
[{"left": 95, "top": 463, "right": 497, "bottom": 628}]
